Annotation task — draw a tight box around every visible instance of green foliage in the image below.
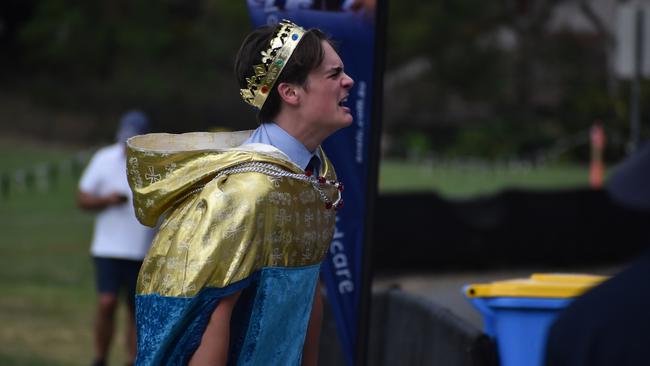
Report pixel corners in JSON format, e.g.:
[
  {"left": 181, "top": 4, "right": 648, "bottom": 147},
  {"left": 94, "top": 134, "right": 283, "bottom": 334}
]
[
  {"left": 402, "top": 131, "right": 433, "bottom": 160},
  {"left": 383, "top": 2, "right": 650, "bottom": 161},
  {"left": 18, "top": 0, "right": 249, "bottom": 75},
  {"left": 4, "top": 1, "right": 650, "bottom": 159},
  {"left": 19, "top": 1, "right": 113, "bottom": 75},
  {"left": 6, "top": 1, "right": 253, "bottom": 135},
  {"left": 388, "top": 1, "right": 507, "bottom": 101},
  {"left": 448, "top": 122, "right": 519, "bottom": 159}
]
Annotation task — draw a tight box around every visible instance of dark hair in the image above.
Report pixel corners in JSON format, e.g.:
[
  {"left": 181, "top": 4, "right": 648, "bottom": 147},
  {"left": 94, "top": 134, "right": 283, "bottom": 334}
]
[{"left": 234, "top": 24, "right": 330, "bottom": 123}]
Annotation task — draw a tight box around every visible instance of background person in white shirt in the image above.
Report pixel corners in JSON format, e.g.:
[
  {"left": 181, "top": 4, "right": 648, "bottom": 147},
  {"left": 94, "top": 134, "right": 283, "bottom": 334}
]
[{"left": 78, "top": 110, "right": 156, "bottom": 366}]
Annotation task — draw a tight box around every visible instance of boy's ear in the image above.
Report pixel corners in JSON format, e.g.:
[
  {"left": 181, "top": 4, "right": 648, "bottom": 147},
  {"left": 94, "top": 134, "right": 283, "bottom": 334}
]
[{"left": 277, "top": 82, "right": 300, "bottom": 106}]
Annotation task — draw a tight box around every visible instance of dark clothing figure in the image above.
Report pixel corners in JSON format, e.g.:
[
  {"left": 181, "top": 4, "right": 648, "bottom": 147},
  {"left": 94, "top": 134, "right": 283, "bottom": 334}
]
[
  {"left": 545, "top": 249, "right": 650, "bottom": 365},
  {"left": 546, "top": 141, "right": 650, "bottom": 366}
]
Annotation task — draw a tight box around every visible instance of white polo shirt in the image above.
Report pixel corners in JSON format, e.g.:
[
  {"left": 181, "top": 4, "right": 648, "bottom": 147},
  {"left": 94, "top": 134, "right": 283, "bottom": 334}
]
[{"left": 79, "top": 143, "right": 155, "bottom": 260}]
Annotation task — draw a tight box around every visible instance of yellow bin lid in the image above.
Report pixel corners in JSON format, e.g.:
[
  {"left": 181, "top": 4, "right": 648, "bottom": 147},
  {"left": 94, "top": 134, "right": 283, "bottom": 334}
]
[{"left": 465, "top": 273, "right": 608, "bottom": 299}]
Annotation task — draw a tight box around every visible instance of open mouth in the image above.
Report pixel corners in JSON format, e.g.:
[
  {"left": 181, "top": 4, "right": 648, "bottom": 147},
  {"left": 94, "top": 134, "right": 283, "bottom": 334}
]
[{"left": 338, "top": 97, "right": 348, "bottom": 107}]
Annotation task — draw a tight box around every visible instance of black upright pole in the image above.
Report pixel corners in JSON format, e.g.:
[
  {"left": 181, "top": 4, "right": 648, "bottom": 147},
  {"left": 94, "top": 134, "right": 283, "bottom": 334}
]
[{"left": 355, "top": 0, "right": 387, "bottom": 365}]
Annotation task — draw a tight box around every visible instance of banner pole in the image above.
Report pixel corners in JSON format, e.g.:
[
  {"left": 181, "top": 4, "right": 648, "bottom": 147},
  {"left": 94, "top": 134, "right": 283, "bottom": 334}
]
[{"left": 356, "top": 0, "right": 388, "bottom": 365}]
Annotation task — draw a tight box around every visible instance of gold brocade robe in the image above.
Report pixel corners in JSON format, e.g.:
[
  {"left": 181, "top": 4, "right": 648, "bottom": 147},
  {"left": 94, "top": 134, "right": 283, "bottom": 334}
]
[
  {"left": 127, "top": 130, "right": 339, "bottom": 296},
  {"left": 126, "top": 131, "right": 339, "bottom": 365}
]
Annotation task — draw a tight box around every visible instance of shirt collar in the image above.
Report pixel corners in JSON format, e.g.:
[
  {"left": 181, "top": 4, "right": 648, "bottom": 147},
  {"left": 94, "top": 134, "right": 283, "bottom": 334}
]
[{"left": 260, "top": 123, "right": 320, "bottom": 170}]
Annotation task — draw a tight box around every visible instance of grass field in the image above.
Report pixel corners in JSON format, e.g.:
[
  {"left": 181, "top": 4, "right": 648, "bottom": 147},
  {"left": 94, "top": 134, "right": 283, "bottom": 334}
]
[
  {"left": 0, "top": 141, "right": 596, "bottom": 365},
  {"left": 0, "top": 141, "right": 130, "bottom": 366},
  {"left": 379, "top": 158, "right": 592, "bottom": 197}
]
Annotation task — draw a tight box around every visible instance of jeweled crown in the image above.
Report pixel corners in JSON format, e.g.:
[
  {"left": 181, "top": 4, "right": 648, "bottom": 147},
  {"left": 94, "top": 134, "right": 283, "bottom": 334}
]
[{"left": 239, "top": 20, "right": 306, "bottom": 110}]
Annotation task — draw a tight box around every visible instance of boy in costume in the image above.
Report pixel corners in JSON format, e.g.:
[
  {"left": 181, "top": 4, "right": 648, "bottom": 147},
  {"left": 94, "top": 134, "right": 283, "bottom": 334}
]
[{"left": 126, "top": 20, "right": 354, "bottom": 365}]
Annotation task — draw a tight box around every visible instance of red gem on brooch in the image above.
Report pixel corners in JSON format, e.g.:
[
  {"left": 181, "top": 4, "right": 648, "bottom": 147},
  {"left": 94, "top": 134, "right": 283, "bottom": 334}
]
[
  {"left": 325, "top": 201, "right": 333, "bottom": 209},
  {"left": 305, "top": 169, "right": 312, "bottom": 177},
  {"left": 317, "top": 176, "right": 326, "bottom": 184},
  {"left": 336, "top": 200, "right": 344, "bottom": 210},
  {"left": 338, "top": 183, "right": 344, "bottom": 192},
  {"left": 260, "top": 85, "right": 269, "bottom": 94}
]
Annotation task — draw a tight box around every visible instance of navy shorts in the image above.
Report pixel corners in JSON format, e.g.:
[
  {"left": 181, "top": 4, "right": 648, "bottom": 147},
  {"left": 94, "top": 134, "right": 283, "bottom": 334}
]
[{"left": 93, "top": 257, "right": 143, "bottom": 306}]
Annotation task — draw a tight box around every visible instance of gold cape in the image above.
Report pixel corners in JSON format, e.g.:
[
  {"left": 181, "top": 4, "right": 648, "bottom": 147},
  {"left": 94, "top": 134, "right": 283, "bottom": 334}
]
[{"left": 126, "top": 131, "right": 338, "bottom": 298}]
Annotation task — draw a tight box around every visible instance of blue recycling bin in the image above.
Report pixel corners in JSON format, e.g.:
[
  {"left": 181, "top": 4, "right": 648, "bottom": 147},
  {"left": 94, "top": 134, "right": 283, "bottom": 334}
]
[{"left": 464, "top": 273, "right": 606, "bottom": 366}]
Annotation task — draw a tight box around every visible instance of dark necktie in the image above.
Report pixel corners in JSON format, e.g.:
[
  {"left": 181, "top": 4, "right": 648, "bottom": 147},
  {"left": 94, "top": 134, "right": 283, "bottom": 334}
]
[{"left": 306, "top": 155, "right": 321, "bottom": 176}]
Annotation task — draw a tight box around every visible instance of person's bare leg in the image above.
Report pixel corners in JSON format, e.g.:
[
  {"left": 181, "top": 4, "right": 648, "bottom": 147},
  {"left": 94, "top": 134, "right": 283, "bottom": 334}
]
[
  {"left": 302, "top": 281, "right": 323, "bottom": 366},
  {"left": 188, "top": 291, "right": 241, "bottom": 366},
  {"left": 94, "top": 293, "right": 118, "bottom": 364},
  {"left": 126, "top": 303, "right": 137, "bottom": 365}
]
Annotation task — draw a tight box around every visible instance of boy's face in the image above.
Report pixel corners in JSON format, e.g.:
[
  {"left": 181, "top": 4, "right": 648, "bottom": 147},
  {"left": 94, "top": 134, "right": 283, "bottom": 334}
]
[{"left": 297, "top": 41, "right": 355, "bottom": 133}]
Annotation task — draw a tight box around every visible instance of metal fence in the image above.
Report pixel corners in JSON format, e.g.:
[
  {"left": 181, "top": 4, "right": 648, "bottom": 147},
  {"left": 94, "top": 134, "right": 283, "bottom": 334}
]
[{"left": 319, "top": 288, "right": 497, "bottom": 366}]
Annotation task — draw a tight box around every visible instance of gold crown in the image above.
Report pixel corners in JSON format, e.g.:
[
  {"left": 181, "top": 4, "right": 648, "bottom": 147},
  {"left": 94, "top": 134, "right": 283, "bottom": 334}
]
[{"left": 240, "top": 20, "right": 306, "bottom": 109}]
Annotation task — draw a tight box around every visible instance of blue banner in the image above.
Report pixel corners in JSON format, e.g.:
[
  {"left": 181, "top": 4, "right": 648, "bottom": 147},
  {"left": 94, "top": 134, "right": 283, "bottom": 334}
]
[{"left": 246, "top": 2, "right": 379, "bottom": 365}]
